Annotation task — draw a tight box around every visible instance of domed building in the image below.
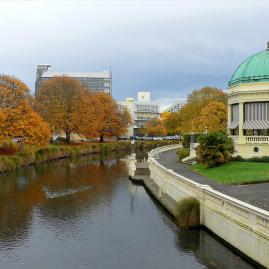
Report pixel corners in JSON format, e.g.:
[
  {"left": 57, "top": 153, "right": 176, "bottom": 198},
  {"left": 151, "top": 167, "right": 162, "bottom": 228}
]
[{"left": 228, "top": 42, "right": 269, "bottom": 157}]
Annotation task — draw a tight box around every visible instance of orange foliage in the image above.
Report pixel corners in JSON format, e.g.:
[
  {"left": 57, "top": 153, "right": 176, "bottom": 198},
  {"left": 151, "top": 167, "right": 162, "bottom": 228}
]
[
  {"left": 35, "top": 78, "right": 131, "bottom": 142},
  {"left": 175, "top": 87, "right": 226, "bottom": 134},
  {"left": 0, "top": 75, "right": 51, "bottom": 146},
  {"left": 82, "top": 93, "right": 132, "bottom": 141},
  {"left": 144, "top": 118, "right": 167, "bottom": 136},
  {"left": 160, "top": 111, "right": 170, "bottom": 122},
  {"left": 35, "top": 76, "right": 91, "bottom": 142},
  {"left": 0, "top": 74, "right": 32, "bottom": 109},
  {"left": 192, "top": 101, "right": 227, "bottom": 133}
]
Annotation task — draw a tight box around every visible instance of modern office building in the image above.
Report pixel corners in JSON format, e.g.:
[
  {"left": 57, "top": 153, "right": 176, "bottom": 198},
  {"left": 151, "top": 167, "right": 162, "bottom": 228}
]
[
  {"left": 164, "top": 99, "right": 186, "bottom": 112},
  {"left": 228, "top": 42, "right": 269, "bottom": 157},
  {"left": 35, "top": 64, "right": 112, "bottom": 95},
  {"left": 118, "top": 91, "right": 160, "bottom": 137}
]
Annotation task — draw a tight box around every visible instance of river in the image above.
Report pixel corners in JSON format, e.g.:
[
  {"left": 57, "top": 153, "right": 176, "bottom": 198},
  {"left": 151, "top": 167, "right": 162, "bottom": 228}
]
[{"left": 0, "top": 151, "right": 255, "bottom": 269}]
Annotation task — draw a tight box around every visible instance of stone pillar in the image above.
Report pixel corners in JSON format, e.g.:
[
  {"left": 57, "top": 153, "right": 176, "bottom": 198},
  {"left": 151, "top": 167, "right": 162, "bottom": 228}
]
[
  {"left": 227, "top": 104, "right": 231, "bottom": 135},
  {"left": 239, "top": 102, "right": 244, "bottom": 143}
]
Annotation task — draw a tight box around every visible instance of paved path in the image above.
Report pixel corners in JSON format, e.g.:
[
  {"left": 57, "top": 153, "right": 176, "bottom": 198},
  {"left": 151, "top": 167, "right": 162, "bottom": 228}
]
[{"left": 158, "top": 149, "right": 269, "bottom": 211}]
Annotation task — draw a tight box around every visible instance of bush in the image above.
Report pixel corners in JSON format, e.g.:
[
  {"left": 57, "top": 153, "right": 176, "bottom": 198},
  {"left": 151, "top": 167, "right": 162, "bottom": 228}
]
[
  {"left": 196, "top": 131, "right": 234, "bottom": 168},
  {"left": 176, "top": 197, "right": 200, "bottom": 229},
  {"left": 177, "top": 148, "right": 190, "bottom": 161},
  {"left": 232, "top": 155, "right": 269, "bottom": 163},
  {"left": 182, "top": 133, "right": 200, "bottom": 148}
]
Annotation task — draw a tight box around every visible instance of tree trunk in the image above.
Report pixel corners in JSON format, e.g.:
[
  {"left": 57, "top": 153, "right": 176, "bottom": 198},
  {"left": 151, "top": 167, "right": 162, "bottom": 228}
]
[
  {"left": 99, "top": 134, "right": 104, "bottom": 143},
  {"left": 66, "top": 132, "right": 71, "bottom": 143}
]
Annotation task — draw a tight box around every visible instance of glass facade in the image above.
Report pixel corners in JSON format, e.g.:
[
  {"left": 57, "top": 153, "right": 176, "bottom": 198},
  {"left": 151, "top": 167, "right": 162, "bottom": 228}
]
[
  {"left": 135, "top": 104, "right": 159, "bottom": 113},
  {"left": 134, "top": 103, "right": 160, "bottom": 129},
  {"left": 41, "top": 76, "right": 111, "bottom": 94}
]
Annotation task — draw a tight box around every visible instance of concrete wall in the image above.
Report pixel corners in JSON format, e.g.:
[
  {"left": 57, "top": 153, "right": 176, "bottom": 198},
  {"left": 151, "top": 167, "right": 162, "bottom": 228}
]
[{"left": 147, "top": 145, "right": 269, "bottom": 268}]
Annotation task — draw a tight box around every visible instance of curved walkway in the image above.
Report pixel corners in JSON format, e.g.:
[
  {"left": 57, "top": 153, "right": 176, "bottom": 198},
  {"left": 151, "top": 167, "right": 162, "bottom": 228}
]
[{"left": 158, "top": 149, "right": 269, "bottom": 211}]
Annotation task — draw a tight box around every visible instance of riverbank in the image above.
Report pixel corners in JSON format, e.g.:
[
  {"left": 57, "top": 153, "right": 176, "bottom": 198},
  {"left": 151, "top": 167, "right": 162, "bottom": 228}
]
[{"left": 0, "top": 140, "right": 175, "bottom": 173}]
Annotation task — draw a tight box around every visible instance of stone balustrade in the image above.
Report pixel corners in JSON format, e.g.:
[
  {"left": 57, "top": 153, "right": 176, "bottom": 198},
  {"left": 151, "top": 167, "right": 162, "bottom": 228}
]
[
  {"left": 245, "top": 136, "right": 269, "bottom": 143},
  {"left": 148, "top": 145, "right": 269, "bottom": 268}
]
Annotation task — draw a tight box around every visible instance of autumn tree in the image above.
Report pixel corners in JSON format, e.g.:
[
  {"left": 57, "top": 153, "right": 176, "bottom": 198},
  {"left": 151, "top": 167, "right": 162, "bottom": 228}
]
[
  {"left": 143, "top": 118, "right": 167, "bottom": 136},
  {"left": 114, "top": 106, "right": 132, "bottom": 138},
  {"left": 0, "top": 75, "right": 32, "bottom": 109},
  {"left": 192, "top": 101, "right": 227, "bottom": 133},
  {"left": 0, "top": 104, "right": 51, "bottom": 146},
  {"left": 0, "top": 75, "right": 51, "bottom": 146},
  {"left": 175, "top": 87, "right": 226, "bottom": 134},
  {"left": 82, "top": 93, "right": 131, "bottom": 142},
  {"left": 35, "top": 76, "right": 92, "bottom": 143},
  {"left": 78, "top": 92, "right": 104, "bottom": 139},
  {"left": 163, "top": 112, "right": 182, "bottom": 135}
]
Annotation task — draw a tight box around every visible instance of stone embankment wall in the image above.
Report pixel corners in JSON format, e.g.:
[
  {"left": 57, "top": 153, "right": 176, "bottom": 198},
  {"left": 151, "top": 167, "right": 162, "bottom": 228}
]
[{"left": 146, "top": 145, "right": 269, "bottom": 268}]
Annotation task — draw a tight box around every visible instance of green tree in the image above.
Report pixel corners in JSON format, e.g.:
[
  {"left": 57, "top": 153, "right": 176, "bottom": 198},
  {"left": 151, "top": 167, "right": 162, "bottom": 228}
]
[{"left": 196, "top": 132, "right": 234, "bottom": 168}]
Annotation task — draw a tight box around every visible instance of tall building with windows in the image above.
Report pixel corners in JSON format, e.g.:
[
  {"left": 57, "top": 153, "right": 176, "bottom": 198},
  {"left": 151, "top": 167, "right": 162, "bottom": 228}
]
[
  {"left": 117, "top": 91, "right": 160, "bottom": 137},
  {"left": 35, "top": 64, "right": 112, "bottom": 95},
  {"left": 135, "top": 92, "right": 160, "bottom": 131},
  {"left": 228, "top": 42, "right": 269, "bottom": 157}
]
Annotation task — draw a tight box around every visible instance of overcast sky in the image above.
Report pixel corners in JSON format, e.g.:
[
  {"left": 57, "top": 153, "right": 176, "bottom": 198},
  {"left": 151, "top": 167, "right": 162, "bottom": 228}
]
[{"left": 0, "top": 1, "right": 269, "bottom": 110}]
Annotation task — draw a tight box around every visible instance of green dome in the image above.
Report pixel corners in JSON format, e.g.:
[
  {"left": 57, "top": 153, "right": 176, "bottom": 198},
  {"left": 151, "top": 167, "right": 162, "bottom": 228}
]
[{"left": 229, "top": 45, "right": 269, "bottom": 87}]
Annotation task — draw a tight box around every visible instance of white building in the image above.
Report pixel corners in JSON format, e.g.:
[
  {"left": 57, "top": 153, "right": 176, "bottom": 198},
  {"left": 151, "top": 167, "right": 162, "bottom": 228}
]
[
  {"left": 117, "top": 91, "right": 160, "bottom": 137},
  {"left": 228, "top": 42, "right": 269, "bottom": 157},
  {"left": 35, "top": 64, "right": 112, "bottom": 95}
]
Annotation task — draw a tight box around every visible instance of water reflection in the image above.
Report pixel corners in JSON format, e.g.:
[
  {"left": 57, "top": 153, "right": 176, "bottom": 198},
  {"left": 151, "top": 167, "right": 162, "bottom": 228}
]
[
  {"left": 0, "top": 154, "right": 125, "bottom": 250},
  {"left": 0, "top": 152, "right": 256, "bottom": 269}
]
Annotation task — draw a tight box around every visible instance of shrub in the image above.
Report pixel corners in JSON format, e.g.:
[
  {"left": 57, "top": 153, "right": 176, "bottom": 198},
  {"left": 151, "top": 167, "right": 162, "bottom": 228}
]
[
  {"left": 182, "top": 134, "right": 200, "bottom": 148},
  {"left": 196, "top": 131, "right": 234, "bottom": 168},
  {"left": 177, "top": 148, "right": 190, "bottom": 161},
  {"left": 232, "top": 155, "right": 269, "bottom": 163},
  {"left": 176, "top": 197, "right": 200, "bottom": 229}
]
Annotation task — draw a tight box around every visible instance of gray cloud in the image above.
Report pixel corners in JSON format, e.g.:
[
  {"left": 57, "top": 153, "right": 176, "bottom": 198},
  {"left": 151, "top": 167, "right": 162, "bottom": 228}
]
[{"left": 0, "top": 1, "right": 268, "bottom": 105}]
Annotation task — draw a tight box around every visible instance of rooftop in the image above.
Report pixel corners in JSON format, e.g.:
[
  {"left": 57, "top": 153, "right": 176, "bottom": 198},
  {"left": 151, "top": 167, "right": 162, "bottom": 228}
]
[{"left": 228, "top": 42, "right": 269, "bottom": 87}]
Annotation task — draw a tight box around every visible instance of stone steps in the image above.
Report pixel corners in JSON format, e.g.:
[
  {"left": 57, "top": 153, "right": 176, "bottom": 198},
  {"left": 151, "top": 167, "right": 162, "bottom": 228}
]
[{"left": 182, "top": 157, "right": 198, "bottom": 165}]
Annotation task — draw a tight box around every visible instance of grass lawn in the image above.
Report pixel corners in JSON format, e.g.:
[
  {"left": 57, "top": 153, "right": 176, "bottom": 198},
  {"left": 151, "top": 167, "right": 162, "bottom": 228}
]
[{"left": 191, "top": 162, "right": 269, "bottom": 184}]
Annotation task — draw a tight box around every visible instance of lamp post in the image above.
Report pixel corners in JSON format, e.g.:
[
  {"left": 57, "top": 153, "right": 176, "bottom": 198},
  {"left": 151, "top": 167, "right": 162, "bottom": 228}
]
[
  {"left": 131, "top": 139, "right": 136, "bottom": 157},
  {"left": 190, "top": 132, "right": 195, "bottom": 150}
]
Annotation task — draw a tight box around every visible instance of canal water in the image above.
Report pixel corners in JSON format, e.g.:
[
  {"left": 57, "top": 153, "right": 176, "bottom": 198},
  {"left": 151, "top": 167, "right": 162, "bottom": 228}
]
[{"left": 0, "top": 152, "right": 255, "bottom": 269}]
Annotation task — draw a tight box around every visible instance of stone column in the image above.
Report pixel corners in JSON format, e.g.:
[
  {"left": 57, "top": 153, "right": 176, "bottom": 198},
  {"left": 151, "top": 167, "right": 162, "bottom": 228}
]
[
  {"left": 239, "top": 102, "right": 244, "bottom": 143},
  {"left": 227, "top": 104, "right": 231, "bottom": 135}
]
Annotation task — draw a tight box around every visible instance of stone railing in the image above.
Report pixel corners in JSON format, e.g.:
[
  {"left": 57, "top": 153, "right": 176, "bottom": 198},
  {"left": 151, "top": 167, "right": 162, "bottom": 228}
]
[
  {"left": 148, "top": 146, "right": 269, "bottom": 268},
  {"left": 148, "top": 144, "right": 181, "bottom": 159},
  {"left": 245, "top": 136, "right": 269, "bottom": 143}
]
